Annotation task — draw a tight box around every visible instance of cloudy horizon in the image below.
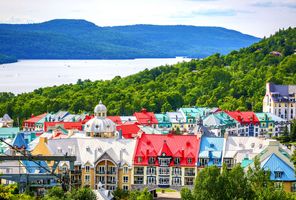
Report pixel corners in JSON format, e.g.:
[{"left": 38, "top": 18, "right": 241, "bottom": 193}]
[{"left": 0, "top": 0, "right": 295, "bottom": 37}]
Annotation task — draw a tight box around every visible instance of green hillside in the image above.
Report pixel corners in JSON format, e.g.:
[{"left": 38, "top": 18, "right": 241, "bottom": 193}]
[
  {"left": 0, "top": 28, "right": 295, "bottom": 122},
  {"left": 0, "top": 19, "right": 259, "bottom": 59}
]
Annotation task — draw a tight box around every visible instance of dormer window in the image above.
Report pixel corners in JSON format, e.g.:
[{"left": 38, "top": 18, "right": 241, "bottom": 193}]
[
  {"left": 174, "top": 157, "right": 180, "bottom": 165},
  {"left": 251, "top": 143, "right": 255, "bottom": 148},
  {"left": 210, "top": 143, "right": 214, "bottom": 148},
  {"left": 275, "top": 171, "right": 283, "bottom": 179},
  {"left": 148, "top": 157, "right": 155, "bottom": 164},
  {"left": 137, "top": 157, "right": 143, "bottom": 163},
  {"left": 187, "top": 158, "right": 193, "bottom": 164}
]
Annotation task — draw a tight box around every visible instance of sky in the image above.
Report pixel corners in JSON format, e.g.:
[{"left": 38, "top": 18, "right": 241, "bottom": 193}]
[{"left": 0, "top": 0, "right": 295, "bottom": 37}]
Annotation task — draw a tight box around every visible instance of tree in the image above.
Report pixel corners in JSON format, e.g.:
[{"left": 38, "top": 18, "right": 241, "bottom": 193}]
[
  {"left": 180, "top": 187, "right": 193, "bottom": 200},
  {"left": 69, "top": 187, "right": 96, "bottom": 200},
  {"left": 289, "top": 120, "right": 296, "bottom": 142},
  {"left": 113, "top": 188, "right": 129, "bottom": 200},
  {"left": 136, "top": 188, "right": 153, "bottom": 200}
]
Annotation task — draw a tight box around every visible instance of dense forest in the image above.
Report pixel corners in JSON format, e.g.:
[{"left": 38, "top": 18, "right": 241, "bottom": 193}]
[
  {"left": 0, "top": 19, "right": 259, "bottom": 59},
  {"left": 0, "top": 27, "right": 295, "bottom": 122},
  {"left": 0, "top": 54, "right": 17, "bottom": 64}
]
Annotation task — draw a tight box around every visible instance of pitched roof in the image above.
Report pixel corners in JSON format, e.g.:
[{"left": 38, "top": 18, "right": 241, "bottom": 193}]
[
  {"left": 225, "top": 111, "right": 259, "bottom": 125},
  {"left": 24, "top": 113, "right": 47, "bottom": 123},
  {"left": 261, "top": 153, "right": 296, "bottom": 181},
  {"left": 46, "top": 137, "right": 136, "bottom": 167},
  {"left": 116, "top": 123, "right": 140, "bottom": 139},
  {"left": 166, "top": 112, "right": 185, "bottom": 123},
  {"left": 108, "top": 116, "right": 122, "bottom": 125},
  {"left": 12, "top": 132, "right": 28, "bottom": 149},
  {"left": 155, "top": 114, "right": 171, "bottom": 124},
  {"left": 133, "top": 133, "right": 200, "bottom": 166},
  {"left": 133, "top": 108, "right": 158, "bottom": 125}
]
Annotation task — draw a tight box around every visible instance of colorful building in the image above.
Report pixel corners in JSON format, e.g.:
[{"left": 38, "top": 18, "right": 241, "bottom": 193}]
[
  {"left": 203, "top": 111, "right": 237, "bottom": 137},
  {"left": 198, "top": 136, "right": 224, "bottom": 168},
  {"left": 23, "top": 113, "right": 48, "bottom": 131},
  {"left": 132, "top": 133, "right": 200, "bottom": 191},
  {"left": 225, "top": 111, "right": 260, "bottom": 137},
  {"left": 133, "top": 108, "right": 158, "bottom": 128},
  {"left": 155, "top": 113, "right": 172, "bottom": 131},
  {"left": 263, "top": 82, "right": 296, "bottom": 120}
]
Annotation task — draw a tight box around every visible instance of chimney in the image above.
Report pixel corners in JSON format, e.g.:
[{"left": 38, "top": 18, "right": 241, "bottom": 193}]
[
  {"left": 118, "top": 129, "right": 122, "bottom": 139},
  {"left": 94, "top": 148, "right": 98, "bottom": 161}
]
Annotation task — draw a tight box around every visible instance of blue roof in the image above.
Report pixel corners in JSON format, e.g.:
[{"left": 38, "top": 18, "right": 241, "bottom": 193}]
[
  {"left": 261, "top": 153, "right": 296, "bottom": 181},
  {"left": 22, "top": 160, "right": 49, "bottom": 174},
  {"left": 198, "top": 137, "right": 224, "bottom": 166},
  {"left": 12, "top": 132, "right": 28, "bottom": 149}
]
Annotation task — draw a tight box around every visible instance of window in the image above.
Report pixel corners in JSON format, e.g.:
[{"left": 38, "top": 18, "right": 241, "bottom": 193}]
[
  {"left": 199, "top": 158, "right": 209, "bottom": 166},
  {"left": 134, "top": 167, "right": 144, "bottom": 175},
  {"left": 123, "top": 176, "right": 128, "bottom": 183},
  {"left": 98, "top": 176, "right": 105, "bottom": 184},
  {"left": 174, "top": 157, "right": 180, "bottom": 165},
  {"left": 123, "top": 167, "right": 128, "bottom": 174},
  {"left": 147, "top": 167, "right": 156, "bottom": 175},
  {"left": 148, "top": 157, "right": 156, "bottom": 164},
  {"left": 158, "top": 158, "right": 171, "bottom": 166},
  {"left": 85, "top": 175, "right": 90, "bottom": 183},
  {"left": 185, "top": 177, "right": 194, "bottom": 185},
  {"left": 172, "top": 167, "right": 181, "bottom": 176},
  {"left": 213, "top": 159, "right": 219, "bottom": 165},
  {"left": 172, "top": 177, "right": 181, "bottom": 185},
  {"left": 159, "top": 167, "right": 170, "bottom": 175},
  {"left": 147, "top": 176, "right": 156, "bottom": 185},
  {"left": 291, "top": 182, "right": 296, "bottom": 192},
  {"left": 274, "top": 182, "right": 283, "bottom": 189},
  {"left": 85, "top": 166, "right": 90, "bottom": 173},
  {"left": 187, "top": 158, "right": 193, "bottom": 164},
  {"left": 185, "top": 168, "right": 195, "bottom": 176},
  {"left": 137, "top": 157, "right": 143, "bottom": 163},
  {"left": 123, "top": 185, "right": 129, "bottom": 191},
  {"left": 134, "top": 176, "right": 143, "bottom": 184},
  {"left": 159, "top": 177, "right": 170, "bottom": 185},
  {"left": 275, "top": 171, "right": 283, "bottom": 179},
  {"left": 97, "top": 166, "right": 105, "bottom": 174}
]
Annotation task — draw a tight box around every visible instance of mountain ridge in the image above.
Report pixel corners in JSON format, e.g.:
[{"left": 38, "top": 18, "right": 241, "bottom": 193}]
[{"left": 0, "top": 19, "right": 260, "bottom": 60}]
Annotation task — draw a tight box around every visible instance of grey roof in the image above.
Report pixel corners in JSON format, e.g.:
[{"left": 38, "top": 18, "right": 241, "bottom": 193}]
[{"left": 269, "top": 83, "right": 296, "bottom": 96}]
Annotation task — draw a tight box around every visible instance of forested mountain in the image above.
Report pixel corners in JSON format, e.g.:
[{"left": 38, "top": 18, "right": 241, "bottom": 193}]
[
  {"left": 0, "top": 28, "right": 295, "bottom": 122},
  {"left": 0, "top": 19, "right": 259, "bottom": 60}
]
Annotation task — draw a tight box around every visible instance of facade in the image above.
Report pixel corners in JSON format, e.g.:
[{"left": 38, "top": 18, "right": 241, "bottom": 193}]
[
  {"left": 0, "top": 114, "right": 14, "bottom": 127},
  {"left": 243, "top": 140, "right": 296, "bottom": 192},
  {"left": 166, "top": 112, "right": 186, "bottom": 133},
  {"left": 223, "top": 136, "right": 270, "bottom": 169},
  {"left": 203, "top": 111, "right": 237, "bottom": 137},
  {"left": 225, "top": 111, "right": 260, "bottom": 137},
  {"left": 255, "top": 112, "right": 288, "bottom": 137},
  {"left": 23, "top": 113, "right": 48, "bottom": 131},
  {"left": 198, "top": 136, "right": 224, "bottom": 168},
  {"left": 31, "top": 136, "right": 136, "bottom": 191},
  {"left": 132, "top": 133, "right": 200, "bottom": 191},
  {"left": 263, "top": 82, "right": 296, "bottom": 120},
  {"left": 155, "top": 113, "right": 172, "bottom": 132}
]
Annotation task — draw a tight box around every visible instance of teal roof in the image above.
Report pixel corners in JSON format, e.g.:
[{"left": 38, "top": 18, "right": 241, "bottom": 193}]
[
  {"left": 241, "top": 157, "right": 253, "bottom": 168},
  {"left": 155, "top": 114, "right": 171, "bottom": 124},
  {"left": 0, "top": 127, "right": 20, "bottom": 138},
  {"left": 203, "top": 112, "right": 236, "bottom": 128},
  {"left": 261, "top": 153, "right": 296, "bottom": 181}
]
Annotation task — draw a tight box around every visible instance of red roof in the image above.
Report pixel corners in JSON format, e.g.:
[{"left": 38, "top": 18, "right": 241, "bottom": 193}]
[
  {"left": 24, "top": 113, "right": 47, "bottom": 123},
  {"left": 116, "top": 123, "right": 140, "bottom": 139},
  {"left": 225, "top": 111, "right": 260, "bottom": 125},
  {"left": 44, "top": 122, "right": 83, "bottom": 131},
  {"left": 108, "top": 116, "right": 122, "bottom": 125},
  {"left": 133, "top": 133, "right": 200, "bottom": 167},
  {"left": 133, "top": 108, "right": 158, "bottom": 125}
]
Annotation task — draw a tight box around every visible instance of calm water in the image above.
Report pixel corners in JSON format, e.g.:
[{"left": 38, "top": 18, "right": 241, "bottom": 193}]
[{"left": 0, "top": 58, "right": 190, "bottom": 94}]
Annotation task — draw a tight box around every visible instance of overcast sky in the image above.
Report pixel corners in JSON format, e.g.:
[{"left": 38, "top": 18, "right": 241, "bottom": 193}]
[{"left": 0, "top": 0, "right": 295, "bottom": 37}]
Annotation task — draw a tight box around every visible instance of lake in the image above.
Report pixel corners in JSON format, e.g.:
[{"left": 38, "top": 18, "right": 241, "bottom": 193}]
[{"left": 0, "top": 58, "right": 191, "bottom": 94}]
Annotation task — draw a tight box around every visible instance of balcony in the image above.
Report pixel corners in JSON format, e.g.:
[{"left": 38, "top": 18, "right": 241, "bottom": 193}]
[
  {"left": 71, "top": 170, "right": 82, "bottom": 174},
  {"left": 107, "top": 181, "right": 116, "bottom": 184},
  {"left": 134, "top": 168, "right": 144, "bottom": 175},
  {"left": 96, "top": 170, "right": 106, "bottom": 174},
  {"left": 134, "top": 180, "right": 144, "bottom": 185},
  {"left": 107, "top": 171, "right": 116, "bottom": 175}
]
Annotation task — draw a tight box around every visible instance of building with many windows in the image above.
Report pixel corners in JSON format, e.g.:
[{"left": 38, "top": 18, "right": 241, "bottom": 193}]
[
  {"left": 131, "top": 133, "right": 200, "bottom": 191},
  {"left": 263, "top": 82, "right": 296, "bottom": 120}
]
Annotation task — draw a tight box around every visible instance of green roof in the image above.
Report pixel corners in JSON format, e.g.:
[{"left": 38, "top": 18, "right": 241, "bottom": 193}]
[
  {"left": 0, "top": 127, "right": 20, "bottom": 138},
  {"left": 155, "top": 114, "right": 171, "bottom": 123}
]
